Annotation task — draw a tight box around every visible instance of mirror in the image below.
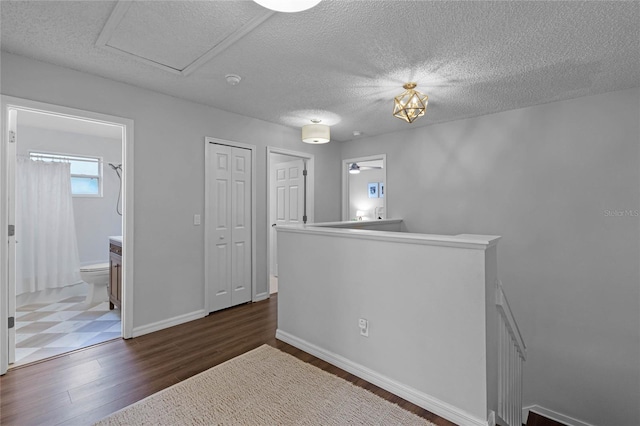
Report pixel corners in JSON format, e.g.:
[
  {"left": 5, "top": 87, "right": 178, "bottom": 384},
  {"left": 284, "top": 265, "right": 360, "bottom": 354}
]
[{"left": 342, "top": 154, "right": 387, "bottom": 221}]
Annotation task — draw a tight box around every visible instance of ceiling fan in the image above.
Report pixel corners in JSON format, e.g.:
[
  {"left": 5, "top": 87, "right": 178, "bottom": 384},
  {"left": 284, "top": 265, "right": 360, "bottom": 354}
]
[{"left": 349, "top": 162, "right": 383, "bottom": 174}]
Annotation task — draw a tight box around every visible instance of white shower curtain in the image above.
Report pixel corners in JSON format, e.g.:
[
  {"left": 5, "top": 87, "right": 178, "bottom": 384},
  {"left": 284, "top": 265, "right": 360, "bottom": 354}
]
[{"left": 16, "top": 158, "right": 82, "bottom": 295}]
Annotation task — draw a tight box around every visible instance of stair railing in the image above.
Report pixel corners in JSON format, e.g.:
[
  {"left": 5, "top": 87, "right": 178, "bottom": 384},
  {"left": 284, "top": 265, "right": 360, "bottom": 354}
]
[{"left": 495, "top": 280, "right": 526, "bottom": 426}]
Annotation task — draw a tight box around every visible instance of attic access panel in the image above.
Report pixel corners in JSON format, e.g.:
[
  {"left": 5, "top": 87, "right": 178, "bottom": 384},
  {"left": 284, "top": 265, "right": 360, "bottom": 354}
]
[{"left": 96, "top": 1, "right": 273, "bottom": 76}]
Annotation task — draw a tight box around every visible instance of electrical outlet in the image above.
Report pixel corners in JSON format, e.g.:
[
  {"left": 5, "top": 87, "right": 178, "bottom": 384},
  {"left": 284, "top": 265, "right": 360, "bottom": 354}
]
[
  {"left": 359, "top": 318, "right": 369, "bottom": 337},
  {"left": 194, "top": 214, "right": 201, "bottom": 226}
]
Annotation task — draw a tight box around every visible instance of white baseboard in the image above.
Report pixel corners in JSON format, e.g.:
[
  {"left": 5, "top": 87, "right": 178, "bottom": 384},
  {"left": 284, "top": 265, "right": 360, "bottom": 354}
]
[
  {"left": 253, "top": 292, "right": 269, "bottom": 302},
  {"left": 276, "top": 329, "right": 487, "bottom": 426},
  {"left": 523, "top": 405, "right": 596, "bottom": 426},
  {"left": 132, "top": 309, "right": 207, "bottom": 337}
]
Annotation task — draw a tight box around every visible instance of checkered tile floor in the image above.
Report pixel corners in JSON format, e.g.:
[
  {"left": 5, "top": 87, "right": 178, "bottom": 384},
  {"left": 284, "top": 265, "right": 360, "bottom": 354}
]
[{"left": 13, "top": 296, "right": 121, "bottom": 366}]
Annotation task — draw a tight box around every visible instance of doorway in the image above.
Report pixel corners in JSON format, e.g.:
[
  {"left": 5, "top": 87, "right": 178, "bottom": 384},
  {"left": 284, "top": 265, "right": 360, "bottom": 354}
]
[
  {"left": 204, "top": 138, "right": 257, "bottom": 313},
  {"left": 1, "top": 96, "right": 134, "bottom": 375},
  {"left": 267, "top": 147, "right": 314, "bottom": 294},
  {"left": 342, "top": 154, "right": 387, "bottom": 221}
]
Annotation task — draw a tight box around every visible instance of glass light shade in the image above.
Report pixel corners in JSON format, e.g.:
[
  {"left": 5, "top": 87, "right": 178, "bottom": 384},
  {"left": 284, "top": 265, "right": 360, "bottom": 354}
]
[
  {"left": 393, "top": 83, "right": 428, "bottom": 123},
  {"left": 349, "top": 163, "right": 360, "bottom": 174},
  {"left": 253, "top": 0, "right": 321, "bottom": 13},
  {"left": 302, "top": 123, "right": 330, "bottom": 144}
]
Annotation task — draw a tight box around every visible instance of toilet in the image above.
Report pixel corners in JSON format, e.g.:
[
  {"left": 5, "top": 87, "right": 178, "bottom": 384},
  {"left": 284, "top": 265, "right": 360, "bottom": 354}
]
[{"left": 80, "top": 263, "right": 110, "bottom": 304}]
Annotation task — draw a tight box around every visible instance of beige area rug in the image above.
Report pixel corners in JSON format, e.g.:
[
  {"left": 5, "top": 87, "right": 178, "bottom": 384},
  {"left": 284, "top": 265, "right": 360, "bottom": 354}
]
[{"left": 95, "top": 344, "right": 435, "bottom": 425}]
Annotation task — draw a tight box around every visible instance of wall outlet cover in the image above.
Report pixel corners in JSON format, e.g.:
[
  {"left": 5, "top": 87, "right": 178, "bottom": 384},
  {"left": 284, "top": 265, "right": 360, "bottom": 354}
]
[{"left": 359, "top": 318, "right": 369, "bottom": 337}]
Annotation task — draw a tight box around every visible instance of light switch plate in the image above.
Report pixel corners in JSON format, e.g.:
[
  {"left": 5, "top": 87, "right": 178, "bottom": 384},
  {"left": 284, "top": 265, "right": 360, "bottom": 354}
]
[{"left": 194, "top": 214, "right": 201, "bottom": 225}]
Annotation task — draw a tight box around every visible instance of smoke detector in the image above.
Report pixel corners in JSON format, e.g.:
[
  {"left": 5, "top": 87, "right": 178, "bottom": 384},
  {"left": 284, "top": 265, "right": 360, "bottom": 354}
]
[{"left": 225, "top": 74, "right": 242, "bottom": 86}]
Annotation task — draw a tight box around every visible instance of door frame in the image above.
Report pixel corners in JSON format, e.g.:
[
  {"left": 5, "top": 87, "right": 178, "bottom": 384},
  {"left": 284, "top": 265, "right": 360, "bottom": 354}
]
[
  {"left": 0, "top": 96, "right": 135, "bottom": 375},
  {"left": 266, "top": 147, "right": 315, "bottom": 281},
  {"left": 342, "top": 154, "right": 387, "bottom": 221},
  {"left": 204, "top": 137, "right": 257, "bottom": 312}
]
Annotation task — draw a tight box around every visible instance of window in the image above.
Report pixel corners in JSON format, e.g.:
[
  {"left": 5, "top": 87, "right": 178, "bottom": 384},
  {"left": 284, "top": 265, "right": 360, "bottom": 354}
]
[{"left": 30, "top": 152, "right": 102, "bottom": 197}]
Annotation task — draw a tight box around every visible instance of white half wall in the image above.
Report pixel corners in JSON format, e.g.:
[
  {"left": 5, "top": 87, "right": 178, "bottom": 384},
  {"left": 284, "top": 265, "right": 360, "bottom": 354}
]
[
  {"left": 339, "top": 88, "right": 640, "bottom": 426},
  {"left": 277, "top": 225, "right": 501, "bottom": 425}
]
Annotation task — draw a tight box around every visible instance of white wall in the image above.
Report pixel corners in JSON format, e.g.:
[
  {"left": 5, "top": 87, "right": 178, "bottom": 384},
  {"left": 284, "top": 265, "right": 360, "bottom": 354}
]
[
  {"left": 1, "top": 52, "right": 342, "bottom": 329},
  {"left": 339, "top": 88, "right": 640, "bottom": 426},
  {"left": 348, "top": 168, "right": 384, "bottom": 220},
  {"left": 17, "top": 126, "right": 122, "bottom": 266},
  {"left": 277, "top": 226, "right": 499, "bottom": 425}
]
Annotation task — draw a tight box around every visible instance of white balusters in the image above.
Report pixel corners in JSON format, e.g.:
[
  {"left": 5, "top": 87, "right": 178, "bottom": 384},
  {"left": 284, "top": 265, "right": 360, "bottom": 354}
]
[{"left": 496, "top": 281, "right": 526, "bottom": 426}]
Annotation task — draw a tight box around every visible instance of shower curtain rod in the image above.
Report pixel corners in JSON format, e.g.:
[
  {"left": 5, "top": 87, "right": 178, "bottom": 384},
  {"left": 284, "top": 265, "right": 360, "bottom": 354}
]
[{"left": 16, "top": 154, "right": 106, "bottom": 164}]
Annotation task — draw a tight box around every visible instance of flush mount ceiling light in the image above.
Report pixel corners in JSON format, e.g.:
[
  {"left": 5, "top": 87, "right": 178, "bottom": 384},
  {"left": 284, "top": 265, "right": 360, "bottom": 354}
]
[
  {"left": 393, "top": 82, "right": 428, "bottom": 123},
  {"left": 349, "top": 163, "right": 361, "bottom": 174},
  {"left": 253, "top": 0, "right": 321, "bottom": 13},
  {"left": 302, "top": 119, "right": 330, "bottom": 144}
]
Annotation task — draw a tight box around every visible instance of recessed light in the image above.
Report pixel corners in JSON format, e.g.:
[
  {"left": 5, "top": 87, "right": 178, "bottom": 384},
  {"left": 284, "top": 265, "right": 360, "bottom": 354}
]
[{"left": 353, "top": 131, "right": 363, "bottom": 137}]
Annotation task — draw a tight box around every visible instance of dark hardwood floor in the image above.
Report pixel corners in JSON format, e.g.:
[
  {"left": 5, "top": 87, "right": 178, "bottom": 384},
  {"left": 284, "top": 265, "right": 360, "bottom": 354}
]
[
  {"left": 526, "top": 412, "right": 567, "bottom": 426},
  {"left": 1, "top": 294, "right": 455, "bottom": 426}
]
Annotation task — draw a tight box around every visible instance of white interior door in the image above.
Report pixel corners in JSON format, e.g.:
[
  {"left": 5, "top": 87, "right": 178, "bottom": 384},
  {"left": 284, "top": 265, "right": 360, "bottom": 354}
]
[
  {"left": 270, "top": 158, "right": 304, "bottom": 276},
  {"left": 208, "top": 143, "right": 252, "bottom": 312}
]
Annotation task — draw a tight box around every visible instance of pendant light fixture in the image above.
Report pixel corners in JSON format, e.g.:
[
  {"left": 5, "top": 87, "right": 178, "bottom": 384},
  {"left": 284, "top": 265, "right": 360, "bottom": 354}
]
[
  {"left": 393, "top": 82, "right": 428, "bottom": 123},
  {"left": 349, "top": 163, "right": 360, "bottom": 174},
  {"left": 302, "top": 119, "right": 330, "bottom": 144},
  {"left": 253, "top": 0, "right": 321, "bottom": 13}
]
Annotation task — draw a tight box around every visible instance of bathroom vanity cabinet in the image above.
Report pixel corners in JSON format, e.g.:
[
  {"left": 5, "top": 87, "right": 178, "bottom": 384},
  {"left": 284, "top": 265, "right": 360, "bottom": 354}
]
[{"left": 109, "top": 238, "right": 122, "bottom": 310}]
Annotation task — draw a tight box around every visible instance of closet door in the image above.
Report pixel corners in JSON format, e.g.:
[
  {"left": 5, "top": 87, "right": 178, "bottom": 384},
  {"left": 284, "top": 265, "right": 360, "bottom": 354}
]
[
  {"left": 229, "top": 146, "right": 251, "bottom": 306},
  {"left": 208, "top": 144, "right": 252, "bottom": 312}
]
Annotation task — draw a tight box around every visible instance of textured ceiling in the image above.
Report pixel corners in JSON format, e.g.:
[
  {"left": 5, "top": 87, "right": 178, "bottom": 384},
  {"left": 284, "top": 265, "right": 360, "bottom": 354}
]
[{"left": 2, "top": 1, "right": 638, "bottom": 142}]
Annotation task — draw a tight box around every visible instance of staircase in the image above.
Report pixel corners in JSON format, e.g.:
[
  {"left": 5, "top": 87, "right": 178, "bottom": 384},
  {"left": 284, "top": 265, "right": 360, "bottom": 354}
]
[{"left": 526, "top": 411, "right": 568, "bottom": 426}]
